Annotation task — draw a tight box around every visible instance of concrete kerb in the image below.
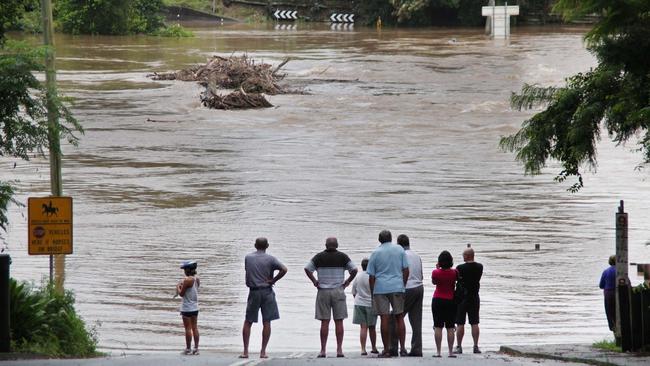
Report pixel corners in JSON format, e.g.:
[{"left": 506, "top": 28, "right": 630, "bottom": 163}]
[{"left": 499, "top": 344, "right": 650, "bottom": 366}]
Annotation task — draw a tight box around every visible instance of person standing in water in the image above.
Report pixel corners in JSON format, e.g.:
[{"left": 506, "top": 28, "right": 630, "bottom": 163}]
[{"left": 177, "top": 260, "right": 200, "bottom": 355}]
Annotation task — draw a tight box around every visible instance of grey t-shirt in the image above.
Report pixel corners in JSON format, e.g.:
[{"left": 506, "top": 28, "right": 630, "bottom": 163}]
[{"left": 245, "top": 250, "right": 284, "bottom": 288}]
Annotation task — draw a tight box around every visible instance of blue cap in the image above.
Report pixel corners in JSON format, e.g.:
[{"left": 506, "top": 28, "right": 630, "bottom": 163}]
[{"left": 180, "top": 260, "right": 197, "bottom": 269}]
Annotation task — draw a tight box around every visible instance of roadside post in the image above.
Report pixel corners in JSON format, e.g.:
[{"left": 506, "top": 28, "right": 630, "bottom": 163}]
[
  {"left": 615, "top": 200, "right": 633, "bottom": 350},
  {"left": 0, "top": 254, "right": 10, "bottom": 352}
]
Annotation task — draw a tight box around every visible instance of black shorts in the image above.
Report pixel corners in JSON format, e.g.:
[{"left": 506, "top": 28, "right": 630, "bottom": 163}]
[
  {"left": 431, "top": 298, "right": 456, "bottom": 329},
  {"left": 455, "top": 295, "right": 480, "bottom": 325},
  {"left": 181, "top": 310, "right": 199, "bottom": 317}
]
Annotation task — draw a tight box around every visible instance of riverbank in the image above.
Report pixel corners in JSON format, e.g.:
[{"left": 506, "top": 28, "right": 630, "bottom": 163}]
[{"left": 2, "top": 344, "right": 648, "bottom": 365}]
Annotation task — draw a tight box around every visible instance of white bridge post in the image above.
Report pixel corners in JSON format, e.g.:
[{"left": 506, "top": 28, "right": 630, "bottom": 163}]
[{"left": 482, "top": 4, "right": 519, "bottom": 39}]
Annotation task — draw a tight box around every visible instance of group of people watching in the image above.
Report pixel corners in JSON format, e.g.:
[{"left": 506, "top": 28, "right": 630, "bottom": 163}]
[{"left": 239, "top": 229, "right": 483, "bottom": 358}]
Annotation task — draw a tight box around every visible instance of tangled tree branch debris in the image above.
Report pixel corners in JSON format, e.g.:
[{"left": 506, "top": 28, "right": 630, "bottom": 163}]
[{"left": 149, "top": 55, "right": 292, "bottom": 109}]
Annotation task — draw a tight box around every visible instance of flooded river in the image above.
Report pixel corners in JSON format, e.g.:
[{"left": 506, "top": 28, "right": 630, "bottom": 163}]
[{"left": 4, "top": 24, "right": 650, "bottom": 353}]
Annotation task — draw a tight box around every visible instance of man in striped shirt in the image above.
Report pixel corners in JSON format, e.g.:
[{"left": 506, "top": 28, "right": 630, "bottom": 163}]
[{"left": 305, "top": 237, "right": 358, "bottom": 358}]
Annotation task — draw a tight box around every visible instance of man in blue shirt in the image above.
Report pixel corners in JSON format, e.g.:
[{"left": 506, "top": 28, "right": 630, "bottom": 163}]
[
  {"left": 599, "top": 255, "right": 616, "bottom": 332},
  {"left": 367, "top": 230, "right": 409, "bottom": 358}
]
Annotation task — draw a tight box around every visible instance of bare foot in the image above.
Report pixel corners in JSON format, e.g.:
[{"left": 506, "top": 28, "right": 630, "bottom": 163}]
[
  {"left": 238, "top": 354, "right": 248, "bottom": 358},
  {"left": 260, "top": 353, "right": 268, "bottom": 358}
]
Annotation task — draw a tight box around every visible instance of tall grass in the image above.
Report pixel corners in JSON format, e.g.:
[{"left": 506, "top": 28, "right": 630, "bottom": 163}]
[
  {"left": 592, "top": 339, "right": 621, "bottom": 352},
  {"left": 9, "top": 278, "right": 100, "bottom": 357}
]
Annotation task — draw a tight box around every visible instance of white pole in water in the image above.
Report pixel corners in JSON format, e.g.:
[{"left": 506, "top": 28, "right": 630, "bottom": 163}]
[
  {"left": 491, "top": 4, "right": 495, "bottom": 37},
  {"left": 505, "top": 2, "right": 509, "bottom": 37}
]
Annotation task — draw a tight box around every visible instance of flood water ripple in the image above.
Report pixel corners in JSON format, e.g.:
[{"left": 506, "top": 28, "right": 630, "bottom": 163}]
[{"left": 3, "top": 24, "right": 650, "bottom": 353}]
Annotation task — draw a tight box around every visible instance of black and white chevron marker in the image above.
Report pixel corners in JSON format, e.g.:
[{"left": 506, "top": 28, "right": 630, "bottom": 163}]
[
  {"left": 330, "top": 23, "right": 354, "bottom": 31},
  {"left": 330, "top": 13, "right": 355, "bottom": 23},
  {"left": 274, "top": 9, "right": 298, "bottom": 20},
  {"left": 275, "top": 24, "right": 297, "bottom": 30}
]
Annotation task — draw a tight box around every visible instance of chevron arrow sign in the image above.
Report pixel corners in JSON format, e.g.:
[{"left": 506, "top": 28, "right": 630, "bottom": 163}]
[
  {"left": 274, "top": 9, "right": 298, "bottom": 20},
  {"left": 330, "top": 13, "right": 355, "bottom": 23}
]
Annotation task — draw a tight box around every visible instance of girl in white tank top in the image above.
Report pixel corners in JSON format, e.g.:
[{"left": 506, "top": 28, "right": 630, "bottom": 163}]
[{"left": 177, "top": 261, "right": 200, "bottom": 355}]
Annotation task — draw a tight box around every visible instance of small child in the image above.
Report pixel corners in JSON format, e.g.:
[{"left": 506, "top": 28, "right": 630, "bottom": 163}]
[
  {"left": 177, "top": 260, "right": 200, "bottom": 355},
  {"left": 351, "top": 258, "right": 379, "bottom": 355}
]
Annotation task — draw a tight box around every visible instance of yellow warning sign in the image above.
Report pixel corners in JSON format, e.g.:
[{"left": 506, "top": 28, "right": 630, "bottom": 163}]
[{"left": 28, "top": 197, "right": 73, "bottom": 255}]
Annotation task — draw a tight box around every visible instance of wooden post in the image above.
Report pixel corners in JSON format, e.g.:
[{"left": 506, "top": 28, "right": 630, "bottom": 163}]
[
  {"left": 615, "top": 200, "right": 632, "bottom": 350},
  {"left": 40, "top": 0, "right": 65, "bottom": 293}
]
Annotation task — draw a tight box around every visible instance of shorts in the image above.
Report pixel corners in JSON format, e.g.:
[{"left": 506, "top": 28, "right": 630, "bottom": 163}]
[
  {"left": 353, "top": 305, "right": 378, "bottom": 326},
  {"left": 315, "top": 287, "right": 347, "bottom": 320},
  {"left": 432, "top": 297, "right": 456, "bottom": 329},
  {"left": 373, "top": 292, "right": 404, "bottom": 316},
  {"left": 455, "top": 295, "right": 480, "bottom": 325},
  {"left": 180, "top": 310, "right": 199, "bottom": 317},
  {"left": 246, "top": 287, "right": 280, "bottom": 323}
]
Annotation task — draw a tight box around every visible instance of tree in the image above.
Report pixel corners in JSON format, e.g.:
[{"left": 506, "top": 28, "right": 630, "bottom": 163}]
[
  {"left": 500, "top": 0, "right": 650, "bottom": 191},
  {"left": 1, "top": 1, "right": 81, "bottom": 246}
]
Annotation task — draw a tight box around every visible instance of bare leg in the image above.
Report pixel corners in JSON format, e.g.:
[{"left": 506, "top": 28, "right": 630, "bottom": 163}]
[
  {"left": 446, "top": 327, "right": 456, "bottom": 357},
  {"left": 260, "top": 321, "right": 271, "bottom": 358},
  {"left": 182, "top": 316, "right": 192, "bottom": 350},
  {"left": 395, "top": 313, "right": 407, "bottom": 354},
  {"left": 241, "top": 320, "right": 252, "bottom": 358},
  {"left": 360, "top": 324, "right": 368, "bottom": 353},
  {"left": 319, "top": 319, "right": 329, "bottom": 356},
  {"left": 471, "top": 324, "right": 480, "bottom": 347},
  {"left": 380, "top": 314, "right": 391, "bottom": 354},
  {"left": 334, "top": 319, "right": 344, "bottom": 356},
  {"left": 456, "top": 324, "right": 465, "bottom": 348},
  {"left": 369, "top": 325, "right": 378, "bottom": 353},
  {"left": 434, "top": 327, "right": 442, "bottom": 356},
  {"left": 190, "top": 316, "right": 199, "bottom": 350}
]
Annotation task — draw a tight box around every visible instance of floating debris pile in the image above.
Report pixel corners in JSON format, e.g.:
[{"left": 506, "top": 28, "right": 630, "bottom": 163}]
[{"left": 149, "top": 55, "right": 290, "bottom": 109}]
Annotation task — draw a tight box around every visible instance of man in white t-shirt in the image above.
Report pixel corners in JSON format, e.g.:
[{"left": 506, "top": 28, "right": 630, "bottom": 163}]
[
  {"left": 352, "top": 258, "right": 379, "bottom": 355},
  {"left": 389, "top": 234, "right": 424, "bottom": 356}
]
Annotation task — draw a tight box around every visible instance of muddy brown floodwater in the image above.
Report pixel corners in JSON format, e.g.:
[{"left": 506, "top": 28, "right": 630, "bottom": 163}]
[{"left": 3, "top": 23, "right": 650, "bottom": 353}]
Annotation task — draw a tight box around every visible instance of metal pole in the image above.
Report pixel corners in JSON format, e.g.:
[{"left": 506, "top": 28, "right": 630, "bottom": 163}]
[
  {"left": 0, "top": 254, "right": 11, "bottom": 352},
  {"left": 615, "top": 200, "right": 632, "bottom": 350},
  {"left": 40, "top": 0, "right": 65, "bottom": 293}
]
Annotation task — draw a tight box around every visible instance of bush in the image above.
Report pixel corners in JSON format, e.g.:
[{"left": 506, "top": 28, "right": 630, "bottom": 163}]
[
  {"left": 9, "top": 278, "right": 99, "bottom": 357},
  {"left": 153, "top": 23, "right": 194, "bottom": 37}
]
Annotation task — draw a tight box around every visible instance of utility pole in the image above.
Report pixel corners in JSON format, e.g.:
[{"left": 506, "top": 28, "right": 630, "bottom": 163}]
[{"left": 40, "top": 0, "right": 65, "bottom": 293}]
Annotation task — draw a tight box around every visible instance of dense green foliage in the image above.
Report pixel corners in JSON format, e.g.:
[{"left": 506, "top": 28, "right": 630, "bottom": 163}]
[
  {"left": 10, "top": 278, "right": 99, "bottom": 356},
  {"left": 55, "top": 0, "right": 165, "bottom": 35},
  {"left": 500, "top": 0, "right": 650, "bottom": 191}
]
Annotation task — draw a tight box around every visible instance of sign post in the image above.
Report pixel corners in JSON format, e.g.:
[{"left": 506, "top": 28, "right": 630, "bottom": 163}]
[
  {"left": 28, "top": 197, "right": 73, "bottom": 275},
  {"left": 615, "top": 200, "right": 632, "bottom": 350}
]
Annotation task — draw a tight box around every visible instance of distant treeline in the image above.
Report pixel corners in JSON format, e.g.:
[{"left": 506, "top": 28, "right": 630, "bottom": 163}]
[{"left": 8, "top": 0, "right": 167, "bottom": 35}]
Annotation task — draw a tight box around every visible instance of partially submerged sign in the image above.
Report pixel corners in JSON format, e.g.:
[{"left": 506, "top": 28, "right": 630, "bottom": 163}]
[
  {"left": 28, "top": 197, "right": 73, "bottom": 255},
  {"left": 482, "top": 5, "right": 519, "bottom": 38}
]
